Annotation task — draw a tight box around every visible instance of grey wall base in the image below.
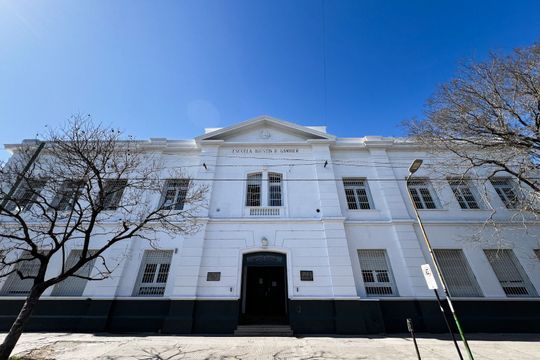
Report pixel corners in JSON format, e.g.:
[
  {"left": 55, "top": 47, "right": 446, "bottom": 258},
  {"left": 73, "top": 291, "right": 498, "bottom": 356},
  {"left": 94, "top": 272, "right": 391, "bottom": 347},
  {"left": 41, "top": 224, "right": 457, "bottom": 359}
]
[{"left": 0, "top": 299, "right": 539, "bottom": 334}]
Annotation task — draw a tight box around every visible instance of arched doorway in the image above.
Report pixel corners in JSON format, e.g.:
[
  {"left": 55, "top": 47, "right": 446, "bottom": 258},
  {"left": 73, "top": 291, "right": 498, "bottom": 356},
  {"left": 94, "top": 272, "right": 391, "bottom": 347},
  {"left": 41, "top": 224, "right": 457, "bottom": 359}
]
[{"left": 240, "top": 252, "right": 288, "bottom": 324}]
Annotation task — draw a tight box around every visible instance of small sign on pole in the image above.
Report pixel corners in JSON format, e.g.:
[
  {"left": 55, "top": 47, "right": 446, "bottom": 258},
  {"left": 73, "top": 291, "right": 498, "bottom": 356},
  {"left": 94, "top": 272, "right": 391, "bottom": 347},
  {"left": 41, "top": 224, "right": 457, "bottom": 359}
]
[{"left": 421, "top": 264, "right": 438, "bottom": 290}]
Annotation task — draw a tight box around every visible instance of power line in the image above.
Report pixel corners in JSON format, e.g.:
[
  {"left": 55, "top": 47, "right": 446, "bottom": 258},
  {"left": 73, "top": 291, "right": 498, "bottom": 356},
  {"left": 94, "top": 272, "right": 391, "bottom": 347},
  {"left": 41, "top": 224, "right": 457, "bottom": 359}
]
[
  {"left": 185, "top": 152, "right": 522, "bottom": 164},
  {"left": 92, "top": 177, "right": 537, "bottom": 182},
  {"left": 321, "top": 0, "right": 328, "bottom": 127},
  {"left": 3, "top": 176, "right": 529, "bottom": 183},
  {"left": 165, "top": 162, "right": 425, "bottom": 169},
  {"left": 2, "top": 154, "right": 450, "bottom": 169}
]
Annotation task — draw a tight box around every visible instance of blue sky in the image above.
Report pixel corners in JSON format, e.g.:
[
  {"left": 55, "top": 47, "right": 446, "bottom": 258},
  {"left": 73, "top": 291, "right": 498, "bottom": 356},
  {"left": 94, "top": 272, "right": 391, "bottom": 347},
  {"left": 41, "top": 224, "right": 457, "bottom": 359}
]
[{"left": 1, "top": 0, "right": 540, "bottom": 161}]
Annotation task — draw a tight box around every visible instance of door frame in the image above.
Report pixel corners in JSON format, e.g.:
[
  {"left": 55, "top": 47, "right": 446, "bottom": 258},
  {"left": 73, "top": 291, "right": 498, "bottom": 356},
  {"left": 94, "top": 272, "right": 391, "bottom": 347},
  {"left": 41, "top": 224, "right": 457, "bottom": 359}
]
[{"left": 240, "top": 251, "right": 289, "bottom": 323}]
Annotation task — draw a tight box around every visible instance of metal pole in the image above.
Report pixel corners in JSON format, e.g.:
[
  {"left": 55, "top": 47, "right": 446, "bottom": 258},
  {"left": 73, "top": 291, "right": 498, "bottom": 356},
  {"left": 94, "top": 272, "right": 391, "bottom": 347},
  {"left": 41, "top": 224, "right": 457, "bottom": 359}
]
[
  {"left": 406, "top": 318, "right": 422, "bottom": 360},
  {"left": 433, "top": 289, "right": 463, "bottom": 359},
  {"left": 0, "top": 141, "right": 45, "bottom": 213},
  {"left": 406, "top": 173, "right": 475, "bottom": 360}
]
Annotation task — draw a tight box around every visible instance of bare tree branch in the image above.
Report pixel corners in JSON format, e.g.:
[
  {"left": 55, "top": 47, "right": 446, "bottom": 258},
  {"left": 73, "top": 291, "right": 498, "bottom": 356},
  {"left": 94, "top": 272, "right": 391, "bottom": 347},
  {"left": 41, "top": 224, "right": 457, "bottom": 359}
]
[
  {"left": 405, "top": 43, "right": 540, "bottom": 222},
  {"left": 0, "top": 114, "right": 208, "bottom": 358}
]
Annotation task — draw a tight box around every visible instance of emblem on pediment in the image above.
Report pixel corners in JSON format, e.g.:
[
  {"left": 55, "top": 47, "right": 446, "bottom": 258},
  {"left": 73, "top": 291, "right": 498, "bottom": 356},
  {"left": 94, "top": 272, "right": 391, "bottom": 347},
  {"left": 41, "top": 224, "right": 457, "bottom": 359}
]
[{"left": 259, "top": 129, "right": 271, "bottom": 139}]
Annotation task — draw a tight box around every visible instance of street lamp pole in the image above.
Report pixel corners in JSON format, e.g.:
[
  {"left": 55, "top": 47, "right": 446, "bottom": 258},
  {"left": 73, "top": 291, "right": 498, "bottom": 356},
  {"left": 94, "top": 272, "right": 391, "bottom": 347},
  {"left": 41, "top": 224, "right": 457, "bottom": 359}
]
[{"left": 406, "top": 159, "right": 474, "bottom": 360}]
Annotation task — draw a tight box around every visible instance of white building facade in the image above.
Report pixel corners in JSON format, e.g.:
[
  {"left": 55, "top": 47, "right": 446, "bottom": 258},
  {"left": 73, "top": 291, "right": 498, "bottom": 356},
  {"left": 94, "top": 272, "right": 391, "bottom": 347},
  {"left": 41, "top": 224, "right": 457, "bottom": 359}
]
[{"left": 1, "top": 116, "right": 539, "bottom": 334}]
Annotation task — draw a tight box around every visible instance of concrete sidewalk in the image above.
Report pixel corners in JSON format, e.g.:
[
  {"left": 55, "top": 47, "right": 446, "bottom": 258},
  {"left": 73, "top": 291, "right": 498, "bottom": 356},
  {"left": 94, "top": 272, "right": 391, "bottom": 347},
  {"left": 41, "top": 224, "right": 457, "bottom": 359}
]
[{"left": 3, "top": 332, "right": 539, "bottom": 360}]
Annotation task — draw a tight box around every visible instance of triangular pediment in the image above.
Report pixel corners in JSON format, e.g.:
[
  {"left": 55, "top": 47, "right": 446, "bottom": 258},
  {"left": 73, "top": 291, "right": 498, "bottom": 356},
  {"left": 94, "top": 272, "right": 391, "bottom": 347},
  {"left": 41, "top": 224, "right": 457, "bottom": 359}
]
[{"left": 195, "top": 115, "right": 335, "bottom": 143}]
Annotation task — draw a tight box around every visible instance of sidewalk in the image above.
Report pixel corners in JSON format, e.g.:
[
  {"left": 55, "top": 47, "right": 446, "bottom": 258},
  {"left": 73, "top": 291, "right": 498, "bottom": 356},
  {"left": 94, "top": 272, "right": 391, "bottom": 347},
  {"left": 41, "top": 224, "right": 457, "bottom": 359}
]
[{"left": 3, "top": 332, "right": 539, "bottom": 360}]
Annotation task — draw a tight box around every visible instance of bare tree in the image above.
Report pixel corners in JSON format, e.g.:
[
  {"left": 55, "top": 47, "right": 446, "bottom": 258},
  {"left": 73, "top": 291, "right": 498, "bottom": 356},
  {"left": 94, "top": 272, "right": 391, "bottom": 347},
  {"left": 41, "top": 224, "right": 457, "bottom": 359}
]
[
  {"left": 406, "top": 43, "right": 540, "bottom": 216},
  {"left": 0, "top": 115, "right": 207, "bottom": 359}
]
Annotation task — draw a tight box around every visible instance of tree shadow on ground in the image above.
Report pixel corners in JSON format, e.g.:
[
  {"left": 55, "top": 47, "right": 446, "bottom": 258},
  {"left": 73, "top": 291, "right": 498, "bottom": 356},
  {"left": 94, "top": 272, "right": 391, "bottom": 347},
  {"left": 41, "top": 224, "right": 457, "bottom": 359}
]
[{"left": 98, "top": 344, "right": 368, "bottom": 360}]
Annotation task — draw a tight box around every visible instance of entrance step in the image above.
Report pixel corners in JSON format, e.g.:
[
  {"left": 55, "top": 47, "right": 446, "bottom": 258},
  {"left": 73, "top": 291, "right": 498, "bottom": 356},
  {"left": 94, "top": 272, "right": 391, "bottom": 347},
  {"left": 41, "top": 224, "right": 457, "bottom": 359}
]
[{"left": 234, "top": 325, "right": 293, "bottom": 336}]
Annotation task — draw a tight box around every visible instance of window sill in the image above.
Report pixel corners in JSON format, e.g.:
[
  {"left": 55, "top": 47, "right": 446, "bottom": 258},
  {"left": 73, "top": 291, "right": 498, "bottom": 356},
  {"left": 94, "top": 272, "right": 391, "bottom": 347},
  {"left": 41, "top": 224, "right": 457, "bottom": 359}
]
[
  {"left": 417, "top": 208, "right": 448, "bottom": 212},
  {"left": 157, "top": 208, "right": 186, "bottom": 213},
  {"left": 456, "top": 208, "right": 493, "bottom": 212}
]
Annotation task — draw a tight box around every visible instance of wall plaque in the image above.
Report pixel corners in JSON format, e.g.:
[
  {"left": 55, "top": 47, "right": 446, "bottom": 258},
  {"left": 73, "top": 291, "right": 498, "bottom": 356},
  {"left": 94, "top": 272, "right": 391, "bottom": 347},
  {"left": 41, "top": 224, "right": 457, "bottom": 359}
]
[
  {"left": 300, "top": 270, "right": 314, "bottom": 281},
  {"left": 207, "top": 272, "right": 221, "bottom": 281}
]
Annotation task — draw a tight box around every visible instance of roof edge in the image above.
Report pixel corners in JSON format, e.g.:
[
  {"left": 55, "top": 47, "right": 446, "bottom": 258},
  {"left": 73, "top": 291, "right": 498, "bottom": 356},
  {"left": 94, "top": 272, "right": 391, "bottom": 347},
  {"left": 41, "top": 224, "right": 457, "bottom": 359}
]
[{"left": 194, "top": 115, "right": 336, "bottom": 142}]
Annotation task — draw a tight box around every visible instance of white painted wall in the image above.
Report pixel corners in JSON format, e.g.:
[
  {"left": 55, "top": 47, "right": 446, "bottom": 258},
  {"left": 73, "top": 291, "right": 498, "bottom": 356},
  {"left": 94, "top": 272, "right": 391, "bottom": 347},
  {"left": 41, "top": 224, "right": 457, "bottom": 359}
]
[{"left": 2, "top": 117, "right": 539, "bottom": 301}]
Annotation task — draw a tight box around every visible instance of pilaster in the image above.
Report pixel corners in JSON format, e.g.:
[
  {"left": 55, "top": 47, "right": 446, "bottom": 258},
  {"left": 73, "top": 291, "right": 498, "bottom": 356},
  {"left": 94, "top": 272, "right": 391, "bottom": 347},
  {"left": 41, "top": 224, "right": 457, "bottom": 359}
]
[
  {"left": 311, "top": 142, "right": 343, "bottom": 218},
  {"left": 173, "top": 143, "right": 220, "bottom": 297},
  {"left": 322, "top": 219, "right": 358, "bottom": 297}
]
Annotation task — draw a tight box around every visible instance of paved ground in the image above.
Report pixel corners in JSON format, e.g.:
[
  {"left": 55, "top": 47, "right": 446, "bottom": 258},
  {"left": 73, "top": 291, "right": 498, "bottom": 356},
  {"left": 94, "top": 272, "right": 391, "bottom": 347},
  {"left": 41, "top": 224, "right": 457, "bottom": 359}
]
[{"left": 3, "top": 333, "right": 539, "bottom": 360}]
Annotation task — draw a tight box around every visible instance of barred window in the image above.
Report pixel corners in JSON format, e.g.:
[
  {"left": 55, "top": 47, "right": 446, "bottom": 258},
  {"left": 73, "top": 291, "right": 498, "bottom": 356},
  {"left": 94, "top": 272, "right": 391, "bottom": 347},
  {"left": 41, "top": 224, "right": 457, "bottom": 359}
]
[
  {"left": 448, "top": 179, "right": 480, "bottom": 209},
  {"left": 5, "top": 179, "right": 46, "bottom": 213},
  {"left": 357, "top": 249, "right": 397, "bottom": 296},
  {"left": 0, "top": 252, "right": 42, "bottom": 296},
  {"left": 490, "top": 178, "right": 520, "bottom": 209},
  {"left": 51, "top": 250, "right": 96, "bottom": 296},
  {"left": 102, "top": 179, "right": 128, "bottom": 210},
  {"left": 246, "top": 173, "right": 262, "bottom": 206},
  {"left": 343, "top": 178, "right": 372, "bottom": 210},
  {"left": 268, "top": 173, "right": 282, "bottom": 207},
  {"left": 161, "top": 179, "right": 189, "bottom": 210},
  {"left": 407, "top": 179, "right": 439, "bottom": 209},
  {"left": 434, "top": 249, "right": 482, "bottom": 297},
  {"left": 484, "top": 249, "right": 537, "bottom": 297},
  {"left": 53, "top": 180, "right": 83, "bottom": 211},
  {"left": 133, "top": 250, "right": 173, "bottom": 296}
]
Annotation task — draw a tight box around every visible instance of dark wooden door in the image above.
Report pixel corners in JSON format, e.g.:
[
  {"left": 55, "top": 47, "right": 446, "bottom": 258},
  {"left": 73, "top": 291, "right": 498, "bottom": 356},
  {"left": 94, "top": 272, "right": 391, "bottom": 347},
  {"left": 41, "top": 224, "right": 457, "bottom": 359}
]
[{"left": 245, "top": 266, "right": 287, "bottom": 323}]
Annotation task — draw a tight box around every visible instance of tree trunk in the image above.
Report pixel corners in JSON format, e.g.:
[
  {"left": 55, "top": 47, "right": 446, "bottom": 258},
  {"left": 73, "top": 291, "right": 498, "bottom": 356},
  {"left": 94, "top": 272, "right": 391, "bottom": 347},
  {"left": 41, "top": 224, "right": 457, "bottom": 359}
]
[{"left": 0, "top": 287, "right": 44, "bottom": 360}]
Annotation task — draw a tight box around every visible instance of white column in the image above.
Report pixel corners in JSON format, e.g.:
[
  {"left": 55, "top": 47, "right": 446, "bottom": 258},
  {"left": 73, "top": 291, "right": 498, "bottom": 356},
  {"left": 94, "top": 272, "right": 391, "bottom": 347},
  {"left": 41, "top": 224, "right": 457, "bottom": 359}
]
[
  {"left": 311, "top": 141, "right": 357, "bottom": 298},
  {"left": 172, "top": 142, "right": 219, "bottom": 298},
  {"left": 368, "top": 146, "right": 432, "bottom": 297},
  {"left": 311, "top": 141, "right": 343, "bottom": 218},
  {"left": 368, "top": 147, "right": 410, "bottom": 220}
]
